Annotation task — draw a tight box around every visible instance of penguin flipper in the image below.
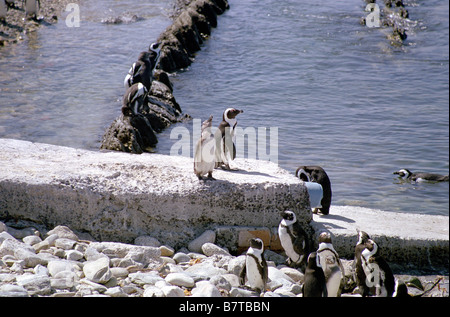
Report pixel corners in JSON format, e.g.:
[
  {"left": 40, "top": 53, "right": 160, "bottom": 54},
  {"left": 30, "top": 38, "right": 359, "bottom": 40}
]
[{"left": 239, "top": 264, "right": 247, "bottom": 286}]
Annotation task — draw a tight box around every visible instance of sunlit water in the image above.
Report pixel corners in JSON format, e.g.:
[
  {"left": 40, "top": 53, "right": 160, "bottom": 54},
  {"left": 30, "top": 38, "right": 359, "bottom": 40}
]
[{"left": 0, "top": 0, "right": 448, "bottom": 215}]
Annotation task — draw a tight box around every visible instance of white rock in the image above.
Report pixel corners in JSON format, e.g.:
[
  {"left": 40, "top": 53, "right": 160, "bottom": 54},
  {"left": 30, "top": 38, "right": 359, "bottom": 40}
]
[
  {"left": 0, "top": 284, "right": 29, "bottom": 297},
  {"left": 22, "top": 235, "right": 42, "bottom": 246},
  {"left": 65, "top": 250, "right": 84, "bottom": 261},
  {"left": 34, "top": 264, "right": 49, "bottom": 276},
  {"left": 184, "top": 260, "right": 227, "bottom": 281},
  {"left": 210, "top": 275, "right": 232, "bottom": 291},
  {"left": 188, "top": 230, "right": 216, "bottom": 253},
  {"left": 143, "top": 285, "right": 165, "bottom": 297},
  {"left": 129, "top": 272, "right": 163, "bottom": 285},
  {"left": 227, "top": 255, "right": 246, "bottom": 276},
  {"left": 46, "top": 226, "right": 79, "bottom": 241},
  {"left": 104, "top": 286, "right": 128, "bottom": 297},
  {"left": 0, "top": 222, "right": 6, "bottom": 233},
  {"left": 191, "top": 281, "right": 222, "bottom": 297},
  {"left": 221, "top": 274, "right": 241, "bottom": 288},
  {"left": 279, "top": 266, "right": 304, "bottom": 283},
  {"left": 14, "top": 248, "right": 47, "bottom": 268},
  {"left": 44, "top": 234, "right": 59, "bottom": 247},
  {"left": 47, "top": 260, "right": 80, "bottom": 277},
  {"left": 201, "top": 243, "right": 230, "bottom": 256},
  {"left": 165, "top": 272, "right": 195, "bottom": 288},
  {"left": 55, "top": 238, "right": 77, "bottom": 250},
  {"left": 173, "top": 252, "right": 191, "bottom": 264},
  {"left": 16, "top": 274, "right": 51, "bottom": 296},
  {"left": 268, "top": 267, "right": 295, "bottom": 288},
  {"left": 161, "top": 285, "right": 185, "bottom": 297},
  {"left": 110, "top": 267, "right": 129, "bottom": 278},
  {"left": 83, "top": 257, "right": 112, "bottom": 284}
]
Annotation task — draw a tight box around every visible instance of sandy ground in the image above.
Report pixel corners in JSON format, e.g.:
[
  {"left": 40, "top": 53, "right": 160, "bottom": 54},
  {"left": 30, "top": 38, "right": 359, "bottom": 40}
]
[{"left": 0, "top": 0, "right": 76, "bottom": 47}]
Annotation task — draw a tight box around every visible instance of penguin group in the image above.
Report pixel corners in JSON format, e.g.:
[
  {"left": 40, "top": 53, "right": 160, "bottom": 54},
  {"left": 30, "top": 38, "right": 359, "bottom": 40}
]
[
  {"left": 121, "top": 43, "right": 162, "bottom": 117},
  {"left": 193, "top": 107, "right": 243, "bottom": 180},
  {"left": 239, "top": 209, "right": 410, "bottom": 297}
]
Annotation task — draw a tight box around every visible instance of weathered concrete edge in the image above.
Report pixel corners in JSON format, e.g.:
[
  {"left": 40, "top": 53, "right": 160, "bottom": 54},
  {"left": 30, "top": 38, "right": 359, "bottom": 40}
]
[{"left": 0, "top": 138, "right": 311, "bottom": 250}]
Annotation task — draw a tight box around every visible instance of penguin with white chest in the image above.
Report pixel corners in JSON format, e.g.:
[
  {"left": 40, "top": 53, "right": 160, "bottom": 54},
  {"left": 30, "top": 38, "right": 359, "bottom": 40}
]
[
  {"left": 316, "top": 232, "right": 345, "bottom": 297},
  {"left": 278, "top": 210, "right": 310, "bottom": 270},
  {"left": 354, "top": 229, "right": 395, "bottom": 297},
  {"left": 215, "top": 108, "right": 243, "bottom": 170},
  {"left": 239, "top": 238, "right": 268, "bottom": 294},
  {"left": 121, "top": 83, "right": 148, "bottom": 116},
  {"left": 124, "top": 43, "right": 161, "bottom": 90},
  {"left": 394, "top": 168, "right": 449, "bottom": 182},
  {"left": 194, "top": 115, "right": 216, "bottom": 180},
  {"left": 296, "top": 165, "right": 332, "bottom": 215},
  {"left": 303, "top": 252, "right": 327, "bottom": 297}
]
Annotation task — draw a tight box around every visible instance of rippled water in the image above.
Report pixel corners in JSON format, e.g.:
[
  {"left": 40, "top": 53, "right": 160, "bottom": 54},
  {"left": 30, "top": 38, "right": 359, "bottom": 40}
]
[{"left": 0, "top": 0, "right": 448, "bottom": 215}]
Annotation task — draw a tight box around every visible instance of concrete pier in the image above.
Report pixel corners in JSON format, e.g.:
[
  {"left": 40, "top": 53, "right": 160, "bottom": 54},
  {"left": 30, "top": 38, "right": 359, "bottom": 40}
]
[
  {"left": 0, "top": 138, "right": 448, "bottom": 272},
  {"left": 0, "top": 138, "right": 310, "bottom": 249}
]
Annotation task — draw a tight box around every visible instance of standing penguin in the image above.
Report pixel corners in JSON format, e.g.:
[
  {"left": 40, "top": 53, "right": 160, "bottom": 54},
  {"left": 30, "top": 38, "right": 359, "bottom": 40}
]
[
  {"left": 296, "top": 166, "right": 332, "bottom": 215},
  {"left": 194, "top": 115, "right": 216, "bottom": 180},
  {"left": 121, "top": 83, "right": 148, "bottom": 116},
  {"left": 354, "top": 229, "right": 395, "bottom": 297},
  {"left": 25, "top": 0, "right": 39, "bottom": 20},
  {"left": 124, "top": 42, "right": 161, "bottom": 90},
  {"left": 303, "top": 252, "right": 327, "bottom": 297},
  {"left": 278, "top": 210, "right": 310, "bottom": 270},
  {"left": 215, "top": 108, "right": 243, "bottom": 170},
  {"left": 316, "top": 232, "right": 345, "bottom": 297},
  {"left": 239, "top": 238, "right": 268, "bottom": 294}
]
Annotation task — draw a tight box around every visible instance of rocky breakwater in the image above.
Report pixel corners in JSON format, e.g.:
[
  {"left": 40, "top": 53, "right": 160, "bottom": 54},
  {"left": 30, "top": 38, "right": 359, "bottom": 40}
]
[{"left": 100, "top": 0, "right": 230, "bottom": 154}]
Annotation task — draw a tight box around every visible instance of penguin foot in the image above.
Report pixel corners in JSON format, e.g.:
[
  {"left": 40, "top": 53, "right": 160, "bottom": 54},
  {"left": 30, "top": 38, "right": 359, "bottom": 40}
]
[{"left": 206, "top": 173, "right": 216, "bottom": 181}]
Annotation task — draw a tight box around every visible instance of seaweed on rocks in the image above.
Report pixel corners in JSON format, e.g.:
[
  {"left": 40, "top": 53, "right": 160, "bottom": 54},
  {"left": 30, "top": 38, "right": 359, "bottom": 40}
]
[{"left": 100, "top": 0, "right": 230, "bottom": 154}]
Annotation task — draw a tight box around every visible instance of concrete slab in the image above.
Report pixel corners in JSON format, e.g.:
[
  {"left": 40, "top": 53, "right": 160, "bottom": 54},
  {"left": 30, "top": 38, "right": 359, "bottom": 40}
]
[
  {"left": 0, "top": 138, "right": 311, "bottom": 248},
  {"left": 311, "top": 206, "right": 449, "bottom": 272}
]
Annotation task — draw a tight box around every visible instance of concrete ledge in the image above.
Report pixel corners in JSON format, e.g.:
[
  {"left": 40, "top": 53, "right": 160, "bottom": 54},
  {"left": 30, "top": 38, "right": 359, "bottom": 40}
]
[
  {"left": 0, "top": 138, "right": 310, "bottom": 249},
  {"left": 311, "top": 206, "right": 449, "bottom": 272}
]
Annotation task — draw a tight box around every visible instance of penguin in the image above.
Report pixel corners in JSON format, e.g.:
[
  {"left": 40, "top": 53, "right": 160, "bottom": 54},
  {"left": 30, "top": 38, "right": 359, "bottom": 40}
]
[
  {"left": 194, "top": 115, "right": 216, "bottom": 180},
  {"left": 302, "top": 252, "right": 328, "bottom": 297},
  {"left": 295, "top": 166, "right": 332, "bottom": 215},
  {"left": 354, "top": 229, "right": 395, "bottom": 297},
  {"left": 24, "top": 0, "right": 40, "bottom": 20},
  {"left": 239, "top": 238, "right": 268, "bottom": 294},
  {"left": 214, "top": 108, "right": 243, "bottom": 170},
  {"left": 124, "top": 42, "right": 161, "bottom": 90},
  {"left": 121, "top": 83, "right": 148, "bottom": 116},
  {"left": 393, "top": 279, "right": 411, "bottom": 297},
  {"left": 278, "top": 210, "right": 310, "bottom": 270},
  {"left": 394, "top": 168, "right": 449, "bottom": 182},
  {"left": 1, "top": 0, "right": 7, "bottom": 21},
  {"left": 316, "top": 231, "right": 345, "bottom": 297}
]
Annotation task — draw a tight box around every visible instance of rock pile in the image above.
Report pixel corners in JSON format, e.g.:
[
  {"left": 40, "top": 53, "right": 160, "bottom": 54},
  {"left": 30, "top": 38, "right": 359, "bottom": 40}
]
[
  {"left": 1, "top": 222, "right": 447, "bottom": 297},
  {"left": 100, "top": 0, "right": 230, "bottom": 154}
]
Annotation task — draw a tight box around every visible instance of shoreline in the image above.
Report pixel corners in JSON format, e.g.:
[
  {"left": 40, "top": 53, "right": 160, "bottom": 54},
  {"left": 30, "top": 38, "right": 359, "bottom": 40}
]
[{"left": 0, "top": 0, "right": 76, "bottom": 48}]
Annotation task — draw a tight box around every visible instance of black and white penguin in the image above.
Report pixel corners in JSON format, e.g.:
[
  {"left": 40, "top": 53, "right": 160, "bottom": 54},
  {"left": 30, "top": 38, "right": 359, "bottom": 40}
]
[
  {"left": 295, "top": 166, "right": 332, "bottom": 215},
  {"left": 316, "top": 232, "right": 345, "bottom": 297},
  {"left": 394, "top": 168, "right": 449, "bottom": 182},
  {"left": 239, "top": 238, "right": 268, "bottom": 294},
  {"left": 121, "top": 83, "right": 148, "bottom": 116},
  {"left": 354, "top": 229, "right": 396, "bottom": 297},
  {"left": 278, "top": 210, "right": 310, "bottom": 270},
  {"left": 194, "top": 115, "right": 216, "bottom": 180},
  {"left": 302, "top": 252, "right": 328, "bottom": 297},
  {"left": 124, "top": 42, "right": 161, "bottom": 90},
  {"left": 215, "top": 108, "right": 243, "bottom": 170}
]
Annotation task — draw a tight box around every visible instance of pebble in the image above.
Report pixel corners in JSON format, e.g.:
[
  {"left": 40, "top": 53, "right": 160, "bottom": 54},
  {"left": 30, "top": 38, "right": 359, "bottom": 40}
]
[
  {"left": 165, "top": 272, "right": 195, "bottom": 288},
  {"left": 0, "top": 222, "right": 446, "bottom": 297},
  {"left": 201, "top": 242, "right": 231, "bottom": 256}
]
